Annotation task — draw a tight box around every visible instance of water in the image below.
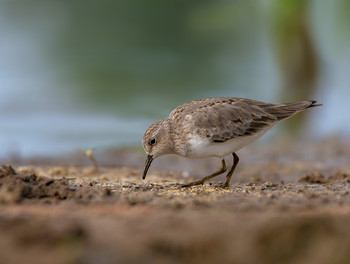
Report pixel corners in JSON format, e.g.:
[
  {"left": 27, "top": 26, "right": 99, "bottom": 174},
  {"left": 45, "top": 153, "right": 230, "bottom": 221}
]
[{"left": 0, "top": 1, "right": 349, "bottom": 158}]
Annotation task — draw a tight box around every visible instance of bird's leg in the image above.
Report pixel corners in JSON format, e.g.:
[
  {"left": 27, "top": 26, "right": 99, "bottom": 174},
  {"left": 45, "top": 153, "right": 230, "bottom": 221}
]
[
  {"left": 221, "top": 153, "right": 239, "bottom": 188},
  {"left": 181, "top": 159, "right": 226, "bottom": 187}
]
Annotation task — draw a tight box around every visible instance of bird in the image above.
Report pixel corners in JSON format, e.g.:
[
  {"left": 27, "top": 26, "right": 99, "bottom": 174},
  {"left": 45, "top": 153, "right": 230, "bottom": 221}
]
[{"left": 142, "top": 97, "right": 321, "bottom": 187}]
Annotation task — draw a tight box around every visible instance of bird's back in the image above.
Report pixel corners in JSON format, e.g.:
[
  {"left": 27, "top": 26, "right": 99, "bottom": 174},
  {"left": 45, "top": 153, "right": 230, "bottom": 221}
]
[{"left": 169, "top": 97, "right": 320, "bottom": 144}]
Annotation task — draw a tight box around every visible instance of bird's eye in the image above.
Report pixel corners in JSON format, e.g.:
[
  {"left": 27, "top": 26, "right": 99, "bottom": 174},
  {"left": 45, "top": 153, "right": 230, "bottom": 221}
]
[{"left": 149, "top": 138, "right": 157, "bottom": 146}]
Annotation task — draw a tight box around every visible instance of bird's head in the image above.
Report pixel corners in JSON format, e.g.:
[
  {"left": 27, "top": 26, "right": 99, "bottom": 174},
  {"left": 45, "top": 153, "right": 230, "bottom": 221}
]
[{"left": 142, "top": 119, "right": 173, "bottom": 179}]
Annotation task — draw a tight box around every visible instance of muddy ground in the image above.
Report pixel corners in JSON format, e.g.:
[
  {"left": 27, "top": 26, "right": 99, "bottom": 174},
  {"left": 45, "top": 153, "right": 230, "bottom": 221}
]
[{"left": 0, "top": 138, "right": 350, "bottom": 264}]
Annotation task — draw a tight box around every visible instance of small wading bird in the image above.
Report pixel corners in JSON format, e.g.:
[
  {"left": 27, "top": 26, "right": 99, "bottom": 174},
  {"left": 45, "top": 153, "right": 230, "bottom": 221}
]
[{"left": 142, "top": 97, "right": 321, "bottom": 187}]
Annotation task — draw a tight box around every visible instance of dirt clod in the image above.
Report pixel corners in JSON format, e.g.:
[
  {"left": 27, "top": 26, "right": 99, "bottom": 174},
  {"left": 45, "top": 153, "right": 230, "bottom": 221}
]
[
  {"left": 298, "top": 172, "right": 327, "bottom": 184},
  {"left": 0, "top": 165, "right": 112, "bottom": 204}
]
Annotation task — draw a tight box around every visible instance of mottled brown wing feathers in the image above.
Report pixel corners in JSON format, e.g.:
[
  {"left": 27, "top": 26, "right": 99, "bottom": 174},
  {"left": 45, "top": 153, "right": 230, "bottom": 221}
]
[
  {"left": 186, "top": 98, "right": 278, "bottom": 142},
  {"left": 171, "top": 97, "right": 320, "bottom": 143},
  {"left": 260, "top": 100, "right": 320, "bottom": 121}
]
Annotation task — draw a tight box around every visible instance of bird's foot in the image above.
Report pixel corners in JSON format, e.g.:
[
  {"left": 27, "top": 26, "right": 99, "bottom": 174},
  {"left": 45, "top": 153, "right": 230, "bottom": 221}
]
[
  {"left": 212, "top": 182, "right": 230, "bottom": 189},
  {"left": 181, "top": 180, "right": 205, "bottom": 188}
]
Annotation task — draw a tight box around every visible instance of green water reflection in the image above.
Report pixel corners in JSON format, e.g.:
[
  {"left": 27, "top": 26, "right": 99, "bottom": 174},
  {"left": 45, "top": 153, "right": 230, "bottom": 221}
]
[{"left": 0, "top": 1, "right": 349, "bottom": 156}]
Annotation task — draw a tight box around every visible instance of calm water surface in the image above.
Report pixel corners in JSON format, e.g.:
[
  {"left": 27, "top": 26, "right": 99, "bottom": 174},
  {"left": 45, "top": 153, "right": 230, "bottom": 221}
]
[{"left": 0, "top": 1, "right": 349, "bottom": 158}]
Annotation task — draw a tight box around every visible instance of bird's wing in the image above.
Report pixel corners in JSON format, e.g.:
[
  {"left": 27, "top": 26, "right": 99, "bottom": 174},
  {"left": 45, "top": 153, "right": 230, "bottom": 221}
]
[{"left": 184, "top": 98, "right": 278, "bottom": 142}]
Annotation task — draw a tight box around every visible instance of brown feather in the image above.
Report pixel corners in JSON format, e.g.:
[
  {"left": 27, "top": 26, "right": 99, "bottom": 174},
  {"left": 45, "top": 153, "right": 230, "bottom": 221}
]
[{"left": 169, "top": 97, "right": 321, "bottom": 143}]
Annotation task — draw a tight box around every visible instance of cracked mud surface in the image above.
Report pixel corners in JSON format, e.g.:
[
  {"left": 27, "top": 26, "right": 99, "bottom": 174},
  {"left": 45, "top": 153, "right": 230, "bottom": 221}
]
[{"left": 0, "top": 139, "right": 350, "bottom": 264}]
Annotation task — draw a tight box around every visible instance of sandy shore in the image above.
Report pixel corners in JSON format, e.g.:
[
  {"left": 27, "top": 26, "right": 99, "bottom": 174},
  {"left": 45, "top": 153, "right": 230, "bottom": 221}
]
[{"left": 0, "top": 138, "right": 350, "bottom": 264}]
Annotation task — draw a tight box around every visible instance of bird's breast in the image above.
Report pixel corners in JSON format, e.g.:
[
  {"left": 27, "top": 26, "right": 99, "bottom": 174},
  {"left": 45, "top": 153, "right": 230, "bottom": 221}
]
[{"left": 186, "top": 128, "right": 270, "bottom": 158}]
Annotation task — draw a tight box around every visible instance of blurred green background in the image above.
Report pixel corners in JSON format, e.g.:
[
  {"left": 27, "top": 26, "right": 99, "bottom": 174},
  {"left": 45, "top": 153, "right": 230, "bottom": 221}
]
[{"left": 0, "top": 0, "right": 349, "bottom": 157}]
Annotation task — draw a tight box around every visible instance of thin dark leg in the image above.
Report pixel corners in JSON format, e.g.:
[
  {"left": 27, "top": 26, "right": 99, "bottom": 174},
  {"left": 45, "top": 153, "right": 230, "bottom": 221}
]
[
  {"left": 181, "top": 159, "right": 227, "bottom": 187},
  {"left": 221, "top": 153, "right": 239, "bottom": 188}
]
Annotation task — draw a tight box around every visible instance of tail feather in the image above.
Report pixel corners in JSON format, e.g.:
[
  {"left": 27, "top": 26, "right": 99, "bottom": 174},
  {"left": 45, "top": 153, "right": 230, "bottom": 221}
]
[
  {"left": 308, "top": 100, "right": 323, "bottom": 108},
  {"left": 263, "top": 100, "right": 321, "bottom": 121}
]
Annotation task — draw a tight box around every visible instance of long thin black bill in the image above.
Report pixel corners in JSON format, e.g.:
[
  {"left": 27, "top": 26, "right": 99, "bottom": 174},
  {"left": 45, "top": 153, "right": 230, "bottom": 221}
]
[{"left": 142, "top": 155, "right": 154, "bottom": 180}]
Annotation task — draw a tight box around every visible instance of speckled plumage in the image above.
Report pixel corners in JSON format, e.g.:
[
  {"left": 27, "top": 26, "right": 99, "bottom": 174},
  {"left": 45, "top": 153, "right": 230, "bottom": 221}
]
[{"left": 142, "top": 97, "right": 321, "bottom": 187}]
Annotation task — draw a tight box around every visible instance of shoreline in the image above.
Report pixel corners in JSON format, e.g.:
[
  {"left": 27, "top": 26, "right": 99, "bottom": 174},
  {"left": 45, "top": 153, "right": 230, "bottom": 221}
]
[{"left": 0, "top": 138, "right": 350, "bottom": 263}]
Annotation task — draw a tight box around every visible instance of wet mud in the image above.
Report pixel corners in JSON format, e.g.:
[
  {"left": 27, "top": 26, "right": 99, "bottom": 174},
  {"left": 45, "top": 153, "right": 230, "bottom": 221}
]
[
  {"left": 0, "top": 138, "right": 350, "bottom": 264},
  {"left": 0, "top": 165, "right": 111, "bottom": 204}
]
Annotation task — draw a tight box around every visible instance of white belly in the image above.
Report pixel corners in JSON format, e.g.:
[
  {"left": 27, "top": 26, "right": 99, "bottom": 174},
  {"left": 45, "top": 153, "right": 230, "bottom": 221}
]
[{"left": 187, "top": 128, "right": 271, "bottom": 158}]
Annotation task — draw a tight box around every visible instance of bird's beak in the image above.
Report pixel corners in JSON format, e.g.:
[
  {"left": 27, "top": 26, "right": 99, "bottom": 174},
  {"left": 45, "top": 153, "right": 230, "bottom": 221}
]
[{"left": 142, "top": 155, "right": 154, "bottom": 180}]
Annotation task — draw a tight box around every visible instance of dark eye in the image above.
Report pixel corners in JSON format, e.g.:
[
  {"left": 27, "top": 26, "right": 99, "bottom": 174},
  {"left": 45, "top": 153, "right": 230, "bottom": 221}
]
[{"left": 149, "top": 138, "right": 157, "bottom": 146}]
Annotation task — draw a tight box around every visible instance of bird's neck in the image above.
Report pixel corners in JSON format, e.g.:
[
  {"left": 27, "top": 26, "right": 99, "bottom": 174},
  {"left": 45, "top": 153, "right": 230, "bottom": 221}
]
[
  {"left": 165, "top": 118, "right": 189, "bottom": 157},
  {"left": 162, "top": 118, "right": 176, "bottom": 155}
]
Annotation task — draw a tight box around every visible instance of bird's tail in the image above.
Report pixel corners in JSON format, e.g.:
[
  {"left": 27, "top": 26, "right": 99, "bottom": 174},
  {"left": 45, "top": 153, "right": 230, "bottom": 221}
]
[{"left": 264, "top": 100, "right": 322, "bottom": 121}]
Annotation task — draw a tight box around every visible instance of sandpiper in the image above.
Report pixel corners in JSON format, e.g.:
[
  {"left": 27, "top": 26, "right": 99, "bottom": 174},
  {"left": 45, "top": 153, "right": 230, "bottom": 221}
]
[{"left": 142, "top": 97, "right": 321, "bottom": 187}]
